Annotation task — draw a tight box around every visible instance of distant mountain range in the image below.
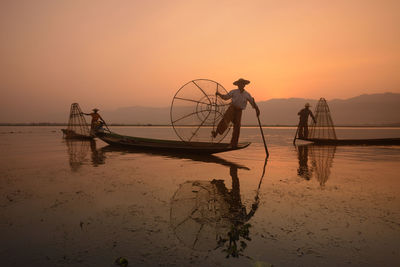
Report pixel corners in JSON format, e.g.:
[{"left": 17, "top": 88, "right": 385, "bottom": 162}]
[
  {"left": 4, "top": 93, "right": 398, "bottom": 126},
  {"left": 100, "top": 92, "right": 400, "bottom": 126}
]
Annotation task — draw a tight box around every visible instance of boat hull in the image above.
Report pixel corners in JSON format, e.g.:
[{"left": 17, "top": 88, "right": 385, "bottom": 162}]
[
  {"left": 61, "top": 129, "right": 94, "bottom": 140},
  {"left": 96, "top": 132, "right": 250, "bottom": 154},
  {"left": 298, "top": 137, "right": 400, "bottom": 145}
]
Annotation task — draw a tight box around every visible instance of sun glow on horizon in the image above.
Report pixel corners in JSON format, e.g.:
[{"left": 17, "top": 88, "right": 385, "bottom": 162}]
[{"left": 1, "top": 0, "right": 399, "bottom": 122}]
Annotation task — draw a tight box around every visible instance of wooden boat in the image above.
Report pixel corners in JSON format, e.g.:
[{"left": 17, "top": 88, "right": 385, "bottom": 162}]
[
  {"left": 294, "top": 98, "right": 400, "bottom": 146},
  {"left": 298, "top": 137, "right": 400, "bottom": 145},
  {"left": 96, "top": 131, "right": 251, "bottom": 154},
  {"left": 61, "top": 129, "right": 94, "bottom": 139}
]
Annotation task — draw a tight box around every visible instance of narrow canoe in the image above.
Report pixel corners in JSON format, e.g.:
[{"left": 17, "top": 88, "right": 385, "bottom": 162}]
[
  {"left": 96, "top": 131, "right": 251, "bottom": 154},
  {"left": 61, "top": 129, "right": 94, "bottom": 139},
  {"left": 298, "top": 137, "right": 400, "bottom": 145}
]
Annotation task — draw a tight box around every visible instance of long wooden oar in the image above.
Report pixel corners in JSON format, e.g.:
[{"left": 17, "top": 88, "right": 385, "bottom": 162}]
[
  {"left": 293, "top": 123, "right": 300, "bottom": 144},
  {"left": 101, "top": 120, "right": 112, "bottom": 133},
  {"left": 249, "top": 157, "right": 268, "bottom": 217},
  {"left": 256, "top": 114, "right": 269, "bottom": 158}
]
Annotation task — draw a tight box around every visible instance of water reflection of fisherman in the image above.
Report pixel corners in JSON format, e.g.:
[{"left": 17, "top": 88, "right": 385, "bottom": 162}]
[
  {"left": 82, "top": 108, "right": 105, "bottom": 135},
  {"left": 212, "top": 164, "right": 259, "bottom": 258},
  {"left": 170, "top": 159, "right": 262, "bottom": 258},
  {"left": 89, "top": 140, "right": 105, "bottom": 166},
  {"left": 296, "top": 145, "right": 312, "bottom": 180},
  {"left": 213, "top": 165, "right": 258, "bottom": 223}
]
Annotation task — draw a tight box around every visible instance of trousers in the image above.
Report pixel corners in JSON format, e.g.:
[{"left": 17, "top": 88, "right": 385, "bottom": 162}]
[
  {"left": 216, "top": 105, "right": 242, "bottom": 147},
  {"left": 298, "top": 123, "right": 309, "bottom": 139}
]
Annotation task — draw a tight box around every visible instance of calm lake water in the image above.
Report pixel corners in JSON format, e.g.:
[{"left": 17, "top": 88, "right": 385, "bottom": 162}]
[{"left": 0, "top": 126, "right": 399, "bottom": 267}]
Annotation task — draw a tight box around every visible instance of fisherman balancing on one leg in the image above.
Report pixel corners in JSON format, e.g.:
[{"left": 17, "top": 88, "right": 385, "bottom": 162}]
[{"left": 212, "top": 78, "right": 260, "bottom": 148}]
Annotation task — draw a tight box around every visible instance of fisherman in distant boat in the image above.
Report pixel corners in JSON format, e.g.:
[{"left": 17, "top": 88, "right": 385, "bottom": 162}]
[
  {"left": 212, "top": 78, "right": 260, "bottom": 148},
  {"left": 82, "top": 108, "right": 105, "bottom": 135},
  {"left": 297, "top": 103, "right": 316, "bottom": 139}
]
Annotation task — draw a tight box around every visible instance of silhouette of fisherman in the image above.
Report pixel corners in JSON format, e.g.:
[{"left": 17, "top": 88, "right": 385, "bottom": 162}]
[
  {"left": 82, "top": 108, "right": 105, "bottom": 135},
  {"left": 297, "top": 103, "right": 316, "bottom": 139},
  {"left": 212, "top": 78, "right": 260, "bottom": 147}
]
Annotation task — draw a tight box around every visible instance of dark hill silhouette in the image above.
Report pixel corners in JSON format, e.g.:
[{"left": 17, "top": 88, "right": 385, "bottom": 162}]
[
  {"left": 10, "top": 92, "right": 396, "bottom": 125},
  {"left": 101, "top": 92, "right": 400, "bottom": 126},
  {"left": 328, "top": 93, "right": 400, "bottom": 125}
]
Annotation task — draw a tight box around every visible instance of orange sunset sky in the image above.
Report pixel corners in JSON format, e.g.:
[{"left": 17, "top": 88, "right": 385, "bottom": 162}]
[{"left": 1, "top": 0, "right": 399, "bottom": 122}]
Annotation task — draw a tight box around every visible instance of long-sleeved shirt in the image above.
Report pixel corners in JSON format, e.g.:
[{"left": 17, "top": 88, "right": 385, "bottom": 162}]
[
  {"left": 88, "top": 112, "right": 102, "bottom": 123},
  {"left": 298, "top": 108, "right": 315, "bottom": 124},
  {"left": 219, "top": 89, "right": 256, "bottom": 110}
]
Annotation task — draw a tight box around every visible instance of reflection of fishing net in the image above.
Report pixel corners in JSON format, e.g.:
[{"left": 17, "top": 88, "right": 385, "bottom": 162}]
[
  {"left": 309, "top": 145, "right": 336, "bottom": 187},
  {"left": 170, "top": 181, "right": 231, "bottom": 251},
  {"left": 309, "top": 98, "right": 337, "bottom": 140},
  {"left": 62, "top": 103, "right": 92, "bottom": 139},
  {"left": 66, "top": 139, "right": 90, "bottom": 171},
  {"left": 170, "top": 79, "right": 231, "bottom": 143}
]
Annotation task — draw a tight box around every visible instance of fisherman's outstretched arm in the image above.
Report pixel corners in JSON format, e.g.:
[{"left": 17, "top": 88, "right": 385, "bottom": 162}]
[
  {"left": 310, "top": 112, "right": 316, "bottom": 123},
  {"left": 215, "top": 92, "right": 231, "bottom": 100},
  {"left": 99, "top": 115, "right": 105, "bottom": 123}
]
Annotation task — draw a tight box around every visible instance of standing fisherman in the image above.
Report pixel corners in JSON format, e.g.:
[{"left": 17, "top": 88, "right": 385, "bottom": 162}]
[
  {"left": 82, "top": 108, "right": 105, "bottom": 135},
  {"left": 297, "top": 103, "right": 316, "bottom": 139},
  {"left": 212, "top": 78, "right": 260, "bottom": 147}
]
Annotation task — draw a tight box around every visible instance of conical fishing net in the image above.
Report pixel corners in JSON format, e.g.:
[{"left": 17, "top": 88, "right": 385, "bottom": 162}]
[
  {"left": 309, "top": 98, "right": 337, "bottom": 140},
  {"left": 309, "top": 145, "right": 336, "bottom": 187},
  {"left": 170, "top": 79, "right": 231, "bottom": 143},
  {"left": 63, "top": 103, "right": 91, "bottom": 139}
]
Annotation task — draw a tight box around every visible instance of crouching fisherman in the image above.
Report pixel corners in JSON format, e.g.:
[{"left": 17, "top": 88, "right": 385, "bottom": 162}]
[{"left": 82, "top": 108, "right": 105, "bottom": 136}]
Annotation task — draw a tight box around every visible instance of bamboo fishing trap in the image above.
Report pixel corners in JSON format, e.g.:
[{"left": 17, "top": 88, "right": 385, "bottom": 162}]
[
  {"left": 61, "top": 103, "right": 93, "bottom": 139},
  {"left": 170, "top": 79, "right": 232, "bottom": 143},
  {"left": 308, "top": 98, "right": 337, "bottom": 140}
]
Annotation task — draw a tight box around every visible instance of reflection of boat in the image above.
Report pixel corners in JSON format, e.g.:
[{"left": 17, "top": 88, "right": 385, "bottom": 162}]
[
  {"left": 65, "top": 139, "right": 105, "bottom": 170},
  {"left": 100, "top": 145, "right": 250, "bottom": 169},
  {"left": 300, "top": 137, "right": 400, "bottom": 145},
  {"left": 296, "top": 144, "right": 336, "bottom": 187},
  {"left": 170, "top": 159, "right": 267, "bottom": 257},
  {"left": 96, "top": 131, "right": 250, "bottom": 154}
]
